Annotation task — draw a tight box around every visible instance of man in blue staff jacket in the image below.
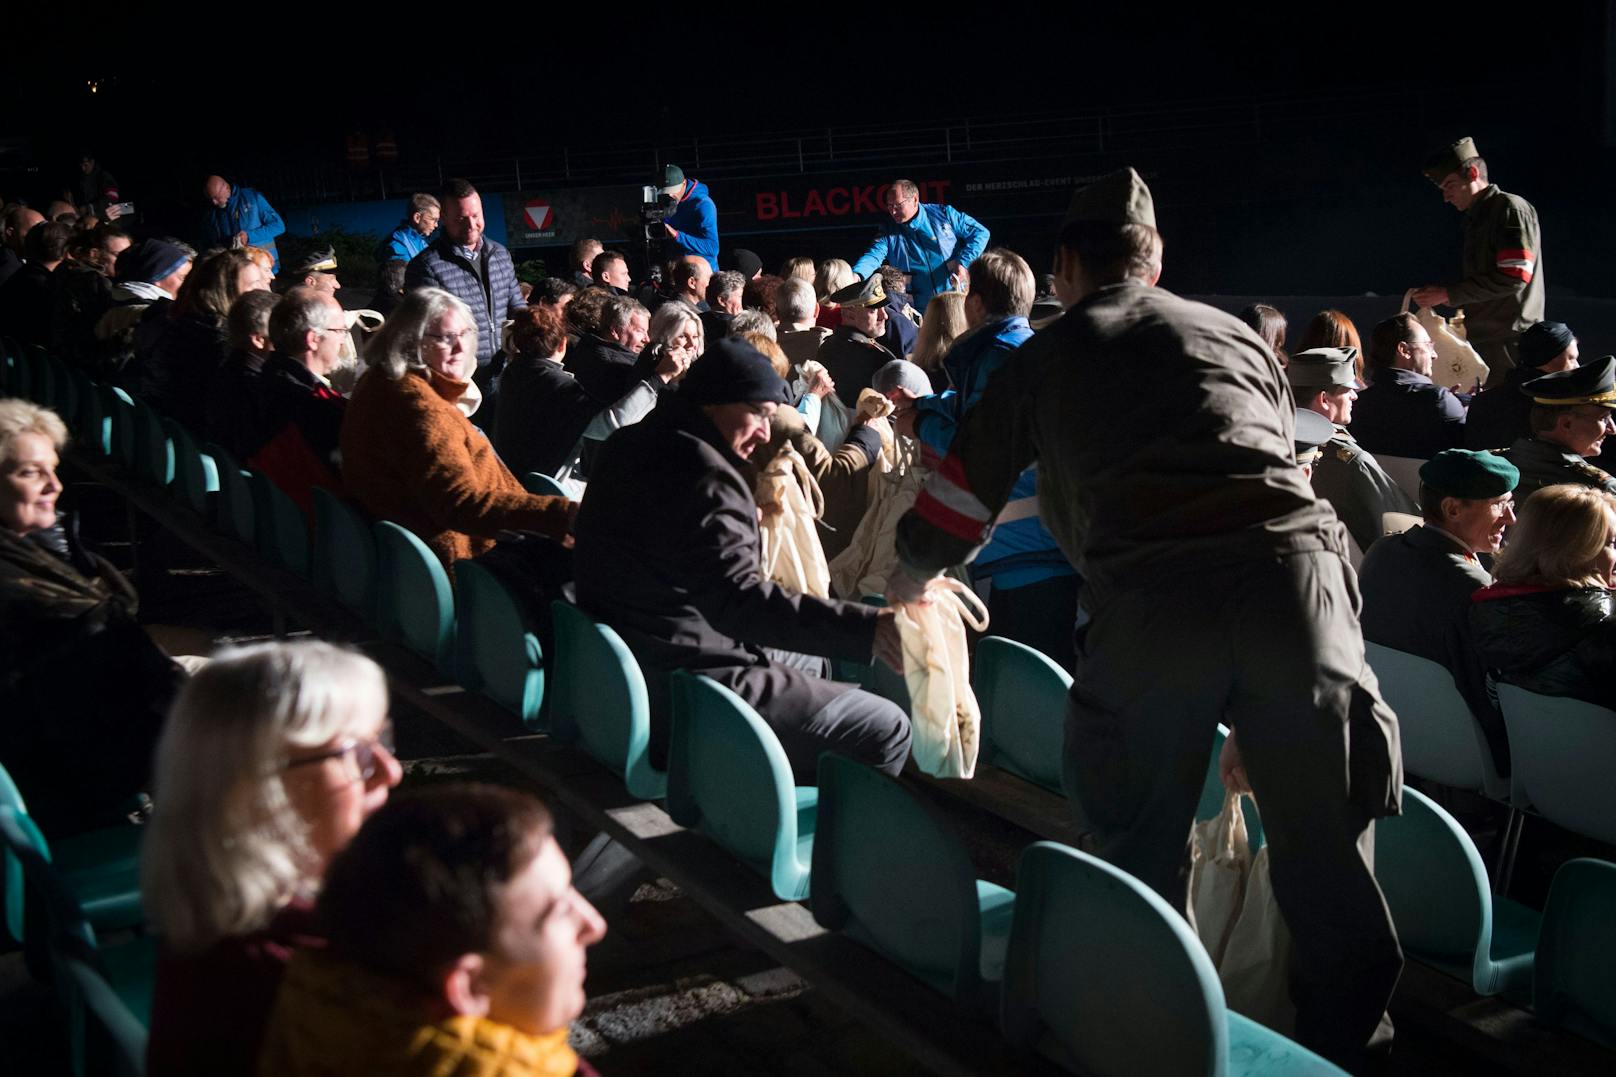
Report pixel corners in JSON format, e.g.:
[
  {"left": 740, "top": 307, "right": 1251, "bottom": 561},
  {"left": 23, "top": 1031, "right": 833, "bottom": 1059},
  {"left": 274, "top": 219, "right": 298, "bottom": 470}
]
[
  {"left": 201, "top": 175, "right": 286, "bottom": 270},
  {"left": 852, "top": 178, "right": 988, "bottom": 313}
]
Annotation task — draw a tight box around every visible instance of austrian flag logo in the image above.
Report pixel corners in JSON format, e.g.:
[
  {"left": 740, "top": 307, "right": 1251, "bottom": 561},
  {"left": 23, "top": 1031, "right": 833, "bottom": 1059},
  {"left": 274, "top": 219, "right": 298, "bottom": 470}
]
[
  {"left": 1497, "top": 248, "right": 1535, "bottom": 283},
  {"left": 524, "top": 201, "right": 553, "bottom": 230}
]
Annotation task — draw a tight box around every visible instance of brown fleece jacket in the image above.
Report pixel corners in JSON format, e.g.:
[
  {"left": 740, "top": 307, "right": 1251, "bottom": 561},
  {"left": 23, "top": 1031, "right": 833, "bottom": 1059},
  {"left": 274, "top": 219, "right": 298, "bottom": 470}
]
[{"left": 340, "top": 367, "right": 571, "bottom": 567}]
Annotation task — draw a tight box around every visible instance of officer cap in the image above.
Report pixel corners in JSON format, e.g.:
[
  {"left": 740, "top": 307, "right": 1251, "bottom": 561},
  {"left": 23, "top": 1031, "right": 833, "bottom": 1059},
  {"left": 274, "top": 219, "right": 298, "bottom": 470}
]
[
  {"left": 825, "top": 274, "right": 891, "bottom": 310},
  {"left": 1286, "top": 347, "right": 1359, "bottom": 392},
  {"left": 1519, "top": 355, "right": 1616, "bottom": 408},
  {"left": 659, "top": 164, "right": 685, "bottom": 189},
  {"left": 1421, "top": 137, "right": 1480, "bottom": 181},
  {"left": 1419, "top": 449, "right": 1518, "bottom": 500},
  {"left": 291, "top": 245, "right": 338, "bottom": 276},
  {"left": 1062, "top": 167, "right": 1156, "bottom": 230},
  {"left": 1518, "top": 321, "right": 1575, "bottom": 369},
  {"left": 1293, "top": 408, "right": 1334, "bottom": 466}
]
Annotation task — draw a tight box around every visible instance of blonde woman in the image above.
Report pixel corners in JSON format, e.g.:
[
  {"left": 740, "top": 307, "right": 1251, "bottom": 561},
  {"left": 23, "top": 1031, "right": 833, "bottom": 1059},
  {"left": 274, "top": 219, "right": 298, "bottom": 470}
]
[
  {"left": 1471, "top": 483, "right": 1616, "bottom": 709},
  {"left": 909, "top": 291, "right": 967, "bottom": 393},
  {"left": 780, "top": 255, "right": 815, "bottom": 282},
  {"left": 142, "top": 641, "right": 402, "bottom": 1077},
  {"left": 813, "top": 258, "right": 856, "bottom": 331}
]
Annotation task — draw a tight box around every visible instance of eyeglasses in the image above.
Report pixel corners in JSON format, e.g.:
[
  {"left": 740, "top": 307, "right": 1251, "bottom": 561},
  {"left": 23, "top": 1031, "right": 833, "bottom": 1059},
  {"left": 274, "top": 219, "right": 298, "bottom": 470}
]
[
  {"left": 285, "top": 722, "right": 395, "bottom": 782},
  {"left": 423, "top": 328, "right": 476, "bottom": 349},
  {"left": 320, "top": 324, "right": 349, "bottom": 334}
]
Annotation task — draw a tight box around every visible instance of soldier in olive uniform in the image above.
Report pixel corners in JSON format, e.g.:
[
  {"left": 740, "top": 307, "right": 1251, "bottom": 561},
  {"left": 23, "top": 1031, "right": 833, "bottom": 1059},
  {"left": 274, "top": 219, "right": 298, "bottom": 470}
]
[
  {"left": 815, "top": 274, "right": 899, "bottom": 407},
  {"left": 887, "top": 168, "right": 1402, "bottom": 1073},
  {"left": 1411, "top": 137, "right": 1544, "bottom": 389},
  {"left": 1288, "top": 346, "right": 1419, "bottom": 554},
  {"left": 1499, "top": 355, "right": 1616, "bottom": 501}
]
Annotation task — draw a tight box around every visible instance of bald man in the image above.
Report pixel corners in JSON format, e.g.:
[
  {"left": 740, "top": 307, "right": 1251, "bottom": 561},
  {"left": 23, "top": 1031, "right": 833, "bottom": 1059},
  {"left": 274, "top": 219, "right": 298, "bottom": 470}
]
[{"left": 200, "top": 174, "right": 285, "bottom": 270}]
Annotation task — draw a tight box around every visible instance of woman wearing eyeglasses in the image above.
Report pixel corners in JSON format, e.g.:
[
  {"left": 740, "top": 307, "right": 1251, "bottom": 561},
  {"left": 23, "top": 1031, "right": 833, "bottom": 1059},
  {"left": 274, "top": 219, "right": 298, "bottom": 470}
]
[
  {"left": 141, "top": 640, "right": 402, "bottom": 1077},
  {"left": 339, "top": 286, "right": 574, "bottom": 570}
]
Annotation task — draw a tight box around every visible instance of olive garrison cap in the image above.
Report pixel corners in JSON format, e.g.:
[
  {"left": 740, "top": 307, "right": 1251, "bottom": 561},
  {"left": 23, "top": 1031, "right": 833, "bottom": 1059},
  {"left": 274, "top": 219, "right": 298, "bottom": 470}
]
[
  {"left": 1421, "top": 137, "right": 1480, "bottom": 181},
  {"left": 1519, "top": 354, "right": 1616, "bottom": 407},
  {"left": 1419, "top": 449, "right": 1519, "bottom": 499},
  {"left": 1286, "top": 347, "right": 1359, "bottom": 392},
  {"left": 826, "top": 274, "right": 891, "bottom": 310},
  {"left": 1293, "top": 408, "right": 1335, "bottom": 466},
  {"left": 1062, "top": 167, "right": 1156, "bottom": 230},
  {"left": 678, "top": 337, "right": 790, "bottom": 407},
  {"left": 290, "top": 245, "right": 338, "bottom": 275},
  {"left": 1517, "top": 321, "right": 1575, "bottom": 369}
]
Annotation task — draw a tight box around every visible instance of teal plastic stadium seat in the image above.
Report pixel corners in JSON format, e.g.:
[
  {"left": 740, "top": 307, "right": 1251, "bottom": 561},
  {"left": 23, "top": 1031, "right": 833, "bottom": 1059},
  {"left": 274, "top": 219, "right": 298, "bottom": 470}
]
[
  {"left": 1496, "top": 683, "right": 1616, "bottom": 845},
  {"left": 248, "top": 470, "right": 310, "bottom": 576},
  {"left": 1375, "top": 786, "right": 1537, "bottom": 999},
  {"left": 69, "top": 369, "right": 101, "bottom": 449},
  {"left": 812, "top": 753, "right": 1014, "bottom": 1008},
  {"left": 455, "top": 560, "right": 544, "bottom": 725},
  {"left": 1363, "top": 641, "right": 1507, "bottom": 799},
  {"left": 0, "top": 761, "right": 142, "bottom": 947},
  {"left": 1535, "top": 858, "right": 1616, "bottom": 1048},
  {"left": 0, "top": 808, "right": 155, "bottom": 1077},
  {"left": 128, "top": 396, "right": 174, "bottom": 487},
  {"left": 1001, "top": 841, "right": 1345, "bottom": 1077},
  {"left": 205, "top": 442, "right": 256, "bottom": 543},
  {"left": 48, "top": 358, "right": 79, "bottom": 427},
  {"left": 667, "top": 672, "right": 814, "bottom": 900},
  {"left": 165, "top": 419, "right": 218, "bottom": 515},
  {"left": 374, "top": 521, "right": 455, "bottom": 672},
  {"left": 522, "top": 471, "right": 568, "bottom": 497},
  {"left": 98, "top": 385, "right": 136, "bottom": 469},
  {"left": 548, "top": 602, "right": 665, "bottom": 799},
  {"left": 974, "top": 635, "right": 1071, "bottom": 794},
  {"left": 311, "top": 488, "right": 377, "bottom": 618}
]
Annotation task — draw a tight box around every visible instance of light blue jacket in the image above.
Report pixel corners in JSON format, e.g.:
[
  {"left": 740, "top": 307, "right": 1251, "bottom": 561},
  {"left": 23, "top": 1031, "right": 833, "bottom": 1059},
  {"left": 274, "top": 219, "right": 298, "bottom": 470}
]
[
  {"left": 851, "top": 203, "right": 989, "bottom": 312},
  {"left": 379, "top": 221, "right": 431, "bottom": 263},
  {"left": 201, "top": 186, "right": 285, "bottom": 269},
  {"left": 912, "top": 315, "right": 1074, "bottom": 588},
  {"left": 664, "top": 180, "right": 720, "bottom": 272}
]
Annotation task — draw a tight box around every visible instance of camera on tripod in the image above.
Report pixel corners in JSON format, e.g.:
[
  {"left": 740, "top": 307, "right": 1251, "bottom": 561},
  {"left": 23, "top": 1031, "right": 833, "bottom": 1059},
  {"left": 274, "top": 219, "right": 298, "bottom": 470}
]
[{"left": 640, "top": 186, "right": 677, "bottom": 229}]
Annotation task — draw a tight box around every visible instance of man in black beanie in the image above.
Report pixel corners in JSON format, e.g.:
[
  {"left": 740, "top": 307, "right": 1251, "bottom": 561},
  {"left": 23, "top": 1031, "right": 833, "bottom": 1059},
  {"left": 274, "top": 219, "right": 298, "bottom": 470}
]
[
  {"left": 573, "top": 338, "right": 912, "bottom": 780},
  {"left": 1464, "top": 320, "right": 1578, "bottom": 450}
]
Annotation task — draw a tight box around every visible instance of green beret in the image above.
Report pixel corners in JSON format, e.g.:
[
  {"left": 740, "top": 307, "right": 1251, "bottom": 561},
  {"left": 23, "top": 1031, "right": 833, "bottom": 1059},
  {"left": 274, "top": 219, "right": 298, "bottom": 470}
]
[
  {"left": 1418, "top": 449, "right": 1518, "bottom": 499},
  {"left": 1421, "top": 137, "right": 1479, "bottom": 181},
  {"left": 1063, "top": 167, "right": 1156, "bottom": 230},
  {"left": 1286, "top": 347, "right": 1358, "bottom": 392}
]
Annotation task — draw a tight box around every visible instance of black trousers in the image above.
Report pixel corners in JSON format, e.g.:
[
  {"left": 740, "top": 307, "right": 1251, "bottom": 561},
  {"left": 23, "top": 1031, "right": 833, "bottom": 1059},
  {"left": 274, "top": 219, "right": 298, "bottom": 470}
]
[{"left": 986, "top": 572, "right": 1080, "bottom": 673}]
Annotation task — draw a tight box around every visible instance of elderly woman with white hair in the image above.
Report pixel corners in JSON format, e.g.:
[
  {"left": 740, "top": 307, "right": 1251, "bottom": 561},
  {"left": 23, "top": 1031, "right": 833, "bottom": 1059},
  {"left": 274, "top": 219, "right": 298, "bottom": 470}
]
[
  {"left": 142, "top": 640, "right": 402, "bottom": 1077},
  {"left": 0, "top": 398, "right": 181, "bottom": 836},
  {"left": 339, "top": 286, "right": 573, "bottom": 568}
]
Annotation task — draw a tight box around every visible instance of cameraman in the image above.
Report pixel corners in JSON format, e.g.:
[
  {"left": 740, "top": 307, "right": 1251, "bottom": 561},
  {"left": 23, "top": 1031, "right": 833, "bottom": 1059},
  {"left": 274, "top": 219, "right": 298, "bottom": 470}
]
[{"left": 655, "top": 164, "right": 719, "bottom": 273}]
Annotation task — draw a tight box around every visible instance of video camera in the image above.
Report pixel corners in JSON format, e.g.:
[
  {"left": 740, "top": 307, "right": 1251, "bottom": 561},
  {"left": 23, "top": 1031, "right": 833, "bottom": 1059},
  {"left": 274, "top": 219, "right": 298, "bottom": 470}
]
[{"left": 640, "top": 185, "right": 677, "bottom": 227}]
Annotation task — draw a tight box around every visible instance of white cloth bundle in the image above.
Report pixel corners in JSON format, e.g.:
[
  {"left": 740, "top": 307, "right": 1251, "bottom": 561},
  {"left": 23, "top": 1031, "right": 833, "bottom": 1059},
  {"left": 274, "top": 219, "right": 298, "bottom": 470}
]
[
  {"left": 1401, "top": 290, "right": 1489, "bottom": 390},
  {"left": 892, "top": 576, "right": 988, "bottom": 779},
  {"left": 755, "top": 443, "right": 831, "bottom": 599}
]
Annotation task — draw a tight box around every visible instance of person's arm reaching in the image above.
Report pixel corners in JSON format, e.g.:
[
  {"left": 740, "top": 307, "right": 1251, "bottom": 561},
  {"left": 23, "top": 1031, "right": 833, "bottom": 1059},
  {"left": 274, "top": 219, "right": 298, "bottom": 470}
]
[{"left": 851, "top": 230, "right": 892, "bottom": 280}]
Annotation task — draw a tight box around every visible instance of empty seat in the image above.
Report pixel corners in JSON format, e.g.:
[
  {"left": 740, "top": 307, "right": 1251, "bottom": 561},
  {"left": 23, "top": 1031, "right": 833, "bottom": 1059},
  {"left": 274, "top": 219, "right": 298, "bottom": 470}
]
[
  {"left": 165, "top": 418, "right": 218, "bottom": 516},
  {"left": 1496, "top": 683, "right": 1616, "bottom": 846},
  {"left": 1001, "top": 841, "right": 1344, "bottom": 1076},
  {"left": 455, "top": 560, "right": 544, "bottom": 725},
  {"left": 373, "top": 521, "right": 455, "bottom": 673},
  {"left": 812, "top": 753, "right": 1014, "bottom": 1009},
  {"left": 1534, "top": 857, "right": 1616, "bottom": 1049},
  {"left": 310, "top": 487, "right": 377, "bottom": 618},
  {"left": 548, "top": 602, "right": 665, "bottom": 799},
  {"left": 522, "top": 471, "right": 567, "bottom": 497},
  {"left": 667, "top": 672, "right": 814, "bottom": 900},
  {"left": 974, "top": 635, "right": 1070, "bottom": 794},
  {"left": 248, "top": 470, "right": 310, "bottom": 577},
  {"left": 128, "top": 395, "right": 174, "bottom": 487},
  {"left": 99, "top": 385, "right": 136, "bottom": 470},
  {"left": 1363, "top": 641, "right": 1507, "bottom": 799},
  {"left": 204, "top": 442, "right": 257, "bottom": 545}
]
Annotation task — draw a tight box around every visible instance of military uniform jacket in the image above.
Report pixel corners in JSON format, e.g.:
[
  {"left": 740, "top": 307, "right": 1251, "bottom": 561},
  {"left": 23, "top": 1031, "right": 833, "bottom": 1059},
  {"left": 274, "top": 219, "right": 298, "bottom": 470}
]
[
  {"left": 1312, "top": 429, "right": 1419, "bottom": 554},
  {"left": 1500, "top": 436, "right": 1616, "bottom": 500},
  {"left": 1447, "top": 184, "right": 1544, "bottom": 346},
  {"left": 893, "top": 280, "right": 1342, "bottom": 602},
  {"left": 817, "top": 326, "right": 898, "bottom": 408}
]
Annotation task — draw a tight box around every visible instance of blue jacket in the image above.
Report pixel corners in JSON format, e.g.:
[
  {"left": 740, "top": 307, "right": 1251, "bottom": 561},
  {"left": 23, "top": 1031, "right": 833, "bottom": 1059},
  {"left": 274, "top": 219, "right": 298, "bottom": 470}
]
[
  {"left": 201, "top": 186, "right": 285, "bottom": 269},
  {"left": 851, "top": 203, "right": 989, "bottom": 313},
  {"left": 664, "top": 180, "right": 719, "bottom": 272},
  {"left": 403, "top": 236, "right": 526, "bottom": 365},
  {"left": 378, "top": 221, "right": 431, "bottom": 264},
  {"left": 912, "top": 315, "right": 1074, "bottom": 588}
]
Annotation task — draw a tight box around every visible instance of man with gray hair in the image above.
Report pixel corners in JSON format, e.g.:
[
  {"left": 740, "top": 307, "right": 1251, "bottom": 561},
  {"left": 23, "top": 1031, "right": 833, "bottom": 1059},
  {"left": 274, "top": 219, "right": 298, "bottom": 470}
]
[
  {"left": 568, "top": 294, "right": 650, "bottom": 403},
  {"left": 700, "top": 269, "right": 744, "bottom": 344},
  {"left": 727, "top": 309, "right": 775, "bottom": 341},
  {"left": 249, "top": 287, "right": 349, "bottom": 513},
  {"left": 379, "top": 193, "right": 440, "bottom": 264},
  {"left": 851, "top": 178, "right": 989, "bottom": 313},
  {"left": 776, "top": 276, "right": 829, "bottom": 371}
]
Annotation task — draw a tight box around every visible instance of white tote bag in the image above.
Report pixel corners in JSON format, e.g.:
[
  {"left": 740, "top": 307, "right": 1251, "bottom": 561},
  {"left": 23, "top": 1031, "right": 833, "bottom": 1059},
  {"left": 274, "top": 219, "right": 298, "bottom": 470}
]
[
  {"left": 756, "top": 444, "right": 831, "bottom": 599},
  {"left": 891, "top": 576, "right": 989, "bottom": 779}
]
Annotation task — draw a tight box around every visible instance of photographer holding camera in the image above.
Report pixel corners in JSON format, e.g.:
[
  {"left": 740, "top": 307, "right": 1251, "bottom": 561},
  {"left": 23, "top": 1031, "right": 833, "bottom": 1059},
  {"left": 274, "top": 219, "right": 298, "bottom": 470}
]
[{"left": 650, "top": 164, "right": 719, "bottom": 273}]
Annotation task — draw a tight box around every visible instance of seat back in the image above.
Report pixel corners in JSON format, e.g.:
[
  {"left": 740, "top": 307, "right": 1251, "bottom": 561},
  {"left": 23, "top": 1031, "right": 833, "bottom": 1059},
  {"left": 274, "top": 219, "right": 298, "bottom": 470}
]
[
  {"left": 68, "top": 368, "right": 99, "bottom": 448},
  {"left": 812, "top": 753, "right": 986, "bottom": 999},
  {"left": 1001, "top": 841, "right": 1227, "bottom": 1077},
  {"left": 667, "top": 672, "right": 803, "bottom": 895},
  {"left": 128, "top": 396, "right": 173, "bottom": 486},
  {"left": 522, "top": 471, "right": 568, "bottom": 497},
  {"left": 455, "top": 560, "right": 544, "bottom": 726},
  {"left": 1374, "top": 786, "right": 1491, "bottom": 976},
  {"left": 1535, "top": 858, "right": 1616, "bottom": 1048},
  {"left": 974, "top": 635, "right": 1072, "bottom": 793},
  {"left": 548, "top": 602, "right": 664, "bottom": 798},
  {"left": 98, "top": 385, "right": 136, "bottom": 469},
  {"left": 48, "top": 357, "right": 79, "bottom": 428},
  {"left": 165, "top": 419, "right": 217, "bottom": 515},
  {"left": 1496, "top": 683, "right": 1616, "bottom": 845},
  {"left": 0, "top": 761, "right": 34, "bottom": 946},
  {"left": 1363, "top": 641, "right": 1505, "bottom": 798},
  {"left": 204, "top": 442, "right": 256, "bottom": 544},
  {"left": 63, "top": 955, "right": 148, "bottom": 1077},
  {"left": 248, "top": 471, "right": 310, "bottom": 576},
  {"left": 373, "top": 521, "right": 455, "bottom": 672},
  {"left": 311, "top": 487, "right": 377, "bottom": 617}
]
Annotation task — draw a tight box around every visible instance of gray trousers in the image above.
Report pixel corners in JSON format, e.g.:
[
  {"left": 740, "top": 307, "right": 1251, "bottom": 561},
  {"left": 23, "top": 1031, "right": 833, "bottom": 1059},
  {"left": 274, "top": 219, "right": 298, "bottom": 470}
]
[{"left": 1062, "top": 551, "right": 1402, "bottom": 1073}]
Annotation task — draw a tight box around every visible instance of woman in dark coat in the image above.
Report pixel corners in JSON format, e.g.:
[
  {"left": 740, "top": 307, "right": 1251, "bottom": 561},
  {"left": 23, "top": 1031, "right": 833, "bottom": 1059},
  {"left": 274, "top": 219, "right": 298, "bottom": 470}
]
[{"left": 1471, "top": 482, "right": 1616, "bottom": 709}]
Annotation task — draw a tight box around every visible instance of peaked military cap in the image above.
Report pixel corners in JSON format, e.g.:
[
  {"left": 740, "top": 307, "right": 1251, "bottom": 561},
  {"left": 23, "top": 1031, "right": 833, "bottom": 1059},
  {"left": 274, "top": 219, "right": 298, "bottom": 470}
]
[
  {"left": 1518, "top": 321, "right": 1575, "bottom": 369},
  {"left": 1062, "top": 167, "right": 1156, "bottom": 230},
  {"left": 291, "top": 245, "right": 338, "bottom": 275},
  {"left": 1286, "top": 347, "right": 1359, "bottom": 392},
  {"left": 1520, "top": 355, "right": 1616, "bottom": 408},
  {"left": 1421, "top": 137, "right": 1480, "bottom": 181},
  {"left": 826, "top": 274, "right": 891, "bottom": 310},
  {"left": 1293, "top": 408, "right": 1335, "bottom": 466},
  {"left": 1419, "top": 449, "right": 1518, "bottom": 499}
]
